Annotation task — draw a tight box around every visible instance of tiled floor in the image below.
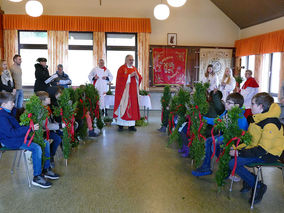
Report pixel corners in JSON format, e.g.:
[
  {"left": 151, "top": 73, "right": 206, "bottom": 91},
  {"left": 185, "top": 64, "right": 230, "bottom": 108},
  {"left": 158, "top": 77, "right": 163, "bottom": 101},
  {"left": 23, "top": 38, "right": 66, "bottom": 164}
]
[{"left": 0, "top": 111, "right": 284, "bottom": 213}]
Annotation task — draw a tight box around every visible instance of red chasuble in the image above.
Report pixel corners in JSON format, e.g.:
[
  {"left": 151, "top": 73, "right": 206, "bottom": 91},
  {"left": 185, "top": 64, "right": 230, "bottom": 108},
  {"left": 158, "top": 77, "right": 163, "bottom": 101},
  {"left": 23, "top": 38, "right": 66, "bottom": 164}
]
[
  {"left": 113, "top": 64, "right": 142, "bottom": 121},
  {"left": 241, "top": 77, "right": 259, "bottom": 89}
]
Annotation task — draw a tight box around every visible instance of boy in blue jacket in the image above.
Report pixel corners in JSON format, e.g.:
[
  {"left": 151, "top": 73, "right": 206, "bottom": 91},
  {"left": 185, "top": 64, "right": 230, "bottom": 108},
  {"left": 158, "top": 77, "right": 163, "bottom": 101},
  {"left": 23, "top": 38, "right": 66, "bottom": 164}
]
[
  {"left": 0, "top": 92, "right": 59, "bottom": 188},
  {"left": 192, "top": 93, "right": 248, "bottom": 176}
]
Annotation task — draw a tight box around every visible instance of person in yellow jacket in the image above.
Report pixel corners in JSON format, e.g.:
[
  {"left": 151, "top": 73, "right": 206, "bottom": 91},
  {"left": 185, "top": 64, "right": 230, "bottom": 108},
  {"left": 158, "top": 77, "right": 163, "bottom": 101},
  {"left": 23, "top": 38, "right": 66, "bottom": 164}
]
[{"left": 229, "top": 92, "right": 284, "bottom": 205}]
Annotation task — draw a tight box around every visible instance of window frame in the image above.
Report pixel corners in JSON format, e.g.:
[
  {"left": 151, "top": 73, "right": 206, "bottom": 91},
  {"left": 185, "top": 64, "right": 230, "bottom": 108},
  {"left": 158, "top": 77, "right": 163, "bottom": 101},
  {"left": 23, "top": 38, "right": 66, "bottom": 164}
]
[
  {"left": 105, "top": 32, "right": 138, "bottom": 68},
  {"left": 18, "top": 30, "right": 48, "bottom": 51},
  {"left": 18, "top": 30, "right": 48, "bottom": 88},
  {"left": 68, "top": 31, "right": 93, "bottom": 51}
]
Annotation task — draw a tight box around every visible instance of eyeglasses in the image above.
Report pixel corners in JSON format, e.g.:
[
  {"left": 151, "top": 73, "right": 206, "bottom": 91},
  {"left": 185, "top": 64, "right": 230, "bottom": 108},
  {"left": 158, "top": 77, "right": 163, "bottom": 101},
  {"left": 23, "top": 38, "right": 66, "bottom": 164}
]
[{"left": 226, "top": 101, "right": 234, "bottom": 105}]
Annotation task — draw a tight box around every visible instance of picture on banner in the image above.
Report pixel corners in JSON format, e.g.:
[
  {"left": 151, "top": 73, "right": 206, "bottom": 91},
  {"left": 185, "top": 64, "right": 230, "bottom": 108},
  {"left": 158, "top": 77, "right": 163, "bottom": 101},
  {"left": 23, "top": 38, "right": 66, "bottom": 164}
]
[
  {"left": 152, "top": 48, "right": 187, "bottom": 85},
  {"left": 199, "top": 48, "right": 233, "bottom": 82}
]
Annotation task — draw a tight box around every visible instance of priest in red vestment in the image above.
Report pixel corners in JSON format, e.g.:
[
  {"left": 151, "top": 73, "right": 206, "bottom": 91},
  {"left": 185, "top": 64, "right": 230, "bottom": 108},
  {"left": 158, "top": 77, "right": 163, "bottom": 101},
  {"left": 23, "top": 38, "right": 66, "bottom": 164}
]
[
  {"left": 113, "top": 55, "right": 142, "bottom": 131},
  {"left": 240, "top": 70, "right": 259, "bottom": 118}
]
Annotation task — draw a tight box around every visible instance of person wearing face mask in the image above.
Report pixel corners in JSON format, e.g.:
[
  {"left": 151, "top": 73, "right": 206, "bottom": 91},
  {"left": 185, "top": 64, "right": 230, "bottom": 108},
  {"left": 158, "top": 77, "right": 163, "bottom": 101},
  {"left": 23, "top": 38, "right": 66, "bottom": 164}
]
[{"left": 34, "top": 57, "right": 51, "bottom": 92}]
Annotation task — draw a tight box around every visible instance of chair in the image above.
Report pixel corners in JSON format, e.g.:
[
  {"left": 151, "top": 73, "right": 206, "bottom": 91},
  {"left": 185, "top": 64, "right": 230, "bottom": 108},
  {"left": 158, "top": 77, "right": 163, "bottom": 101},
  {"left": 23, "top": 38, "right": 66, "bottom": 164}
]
[
  {"left": 229, "top": 161, "right": 284, "bottom": 209},
  {"left": 0, "top": 147, "right": 31, "bottom": 187}
]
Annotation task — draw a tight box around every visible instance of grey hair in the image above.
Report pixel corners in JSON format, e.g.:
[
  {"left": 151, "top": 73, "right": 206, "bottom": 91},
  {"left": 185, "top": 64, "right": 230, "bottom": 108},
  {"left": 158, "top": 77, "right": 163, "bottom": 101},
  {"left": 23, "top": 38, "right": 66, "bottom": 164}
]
[{"left": 57, "top": 64, "right": 63, "bottom": 69}]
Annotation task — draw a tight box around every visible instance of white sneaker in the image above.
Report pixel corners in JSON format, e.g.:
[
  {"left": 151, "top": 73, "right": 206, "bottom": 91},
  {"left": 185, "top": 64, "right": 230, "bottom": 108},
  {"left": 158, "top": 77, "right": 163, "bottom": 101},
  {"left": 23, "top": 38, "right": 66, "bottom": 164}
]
[{"left": 229, "top": 175, "right": 241, "bottom": 182}]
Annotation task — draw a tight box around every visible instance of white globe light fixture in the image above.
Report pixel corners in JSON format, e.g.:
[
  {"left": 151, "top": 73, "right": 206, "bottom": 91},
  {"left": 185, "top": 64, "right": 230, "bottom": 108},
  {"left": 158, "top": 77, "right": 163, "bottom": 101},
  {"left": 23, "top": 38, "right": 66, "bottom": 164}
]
[
  {"left": 154, "top": 4, "right": 170, "bottom": 21},
  {"left": 167, "top": 0, "right": 187, "bottom": 7},
  {"left": 8, "top": 0, "right": 23, "bottom": 2},
  {"left": 25, "top": 0, "right": 43, "bottom": 17}
]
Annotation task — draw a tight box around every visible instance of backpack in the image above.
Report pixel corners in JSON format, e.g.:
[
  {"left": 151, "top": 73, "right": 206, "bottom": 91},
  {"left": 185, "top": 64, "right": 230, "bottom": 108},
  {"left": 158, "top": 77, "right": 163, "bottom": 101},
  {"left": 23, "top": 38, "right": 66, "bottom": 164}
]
[{"left": 256, "top": 118, "right": 284, "bottom": 163}]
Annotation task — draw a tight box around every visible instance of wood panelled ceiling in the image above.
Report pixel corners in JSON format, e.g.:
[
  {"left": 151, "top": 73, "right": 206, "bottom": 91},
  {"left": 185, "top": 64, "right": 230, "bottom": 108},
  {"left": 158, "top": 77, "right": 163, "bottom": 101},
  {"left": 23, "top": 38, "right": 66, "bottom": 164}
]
[{"left": 210, "top": 0, "right": 284, "bottom": 29}]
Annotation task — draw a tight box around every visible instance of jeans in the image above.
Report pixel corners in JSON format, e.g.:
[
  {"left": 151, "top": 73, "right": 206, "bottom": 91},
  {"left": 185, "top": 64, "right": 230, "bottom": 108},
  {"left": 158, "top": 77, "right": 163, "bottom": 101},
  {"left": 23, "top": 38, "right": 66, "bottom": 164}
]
[
  {"left": 15, "top": 89, "right": 24, "bottom": 108},
  {"left": 229, "top": 157, "right": 264, "bottom": 188},
  {"left": 200, "top": 135, "right": 224, "bottom": 169},
  {"left": 19, "top": 140, "right": 50, "bottom": 177},
  {"left": 49, "top": 131, "right": 62, "bottom": 157}
]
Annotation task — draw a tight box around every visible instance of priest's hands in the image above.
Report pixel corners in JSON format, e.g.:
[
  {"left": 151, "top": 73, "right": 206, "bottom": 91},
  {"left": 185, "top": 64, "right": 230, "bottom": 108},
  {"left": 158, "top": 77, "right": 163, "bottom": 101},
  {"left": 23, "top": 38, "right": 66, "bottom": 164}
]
[{"left": 130, "top": 72, "right": 138, "bottom": 78}]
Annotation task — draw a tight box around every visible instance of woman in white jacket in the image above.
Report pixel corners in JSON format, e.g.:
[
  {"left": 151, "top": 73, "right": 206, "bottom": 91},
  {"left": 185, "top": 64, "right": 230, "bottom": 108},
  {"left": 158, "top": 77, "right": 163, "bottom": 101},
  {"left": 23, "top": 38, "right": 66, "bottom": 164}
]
[
  {"left": 202, "top": 64, "right": 218, "bottom": 92},
  {"left": 219, "top": 68, "right": 236, "bottom": 101}
]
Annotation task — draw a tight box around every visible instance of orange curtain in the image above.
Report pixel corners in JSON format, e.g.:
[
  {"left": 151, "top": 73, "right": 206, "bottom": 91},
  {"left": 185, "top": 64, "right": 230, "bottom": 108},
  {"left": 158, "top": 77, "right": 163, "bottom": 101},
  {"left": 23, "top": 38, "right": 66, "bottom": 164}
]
[
  {"left": 3, "top": 30, "right": 18, "bottom": 67},
  {"left": 93, "top": 32, "right": 106, "bottom": 67},
  {"left": 254, "top": 55, "right": 263, "bottom": 90},
  {"left": 48, "top": 31, "right": 69, "bottom": 74},
  {"left": 235, "top": 29, "right": 284, "bottom": 57},
  {"left": 279, "top": 53, "right": 284, "bottom": 101},
  {"left": 3, "top": 15, "right": 151, "bottom": 33},
  {"left": 138, "top": 33, "right": 150, "bottom": 90}
]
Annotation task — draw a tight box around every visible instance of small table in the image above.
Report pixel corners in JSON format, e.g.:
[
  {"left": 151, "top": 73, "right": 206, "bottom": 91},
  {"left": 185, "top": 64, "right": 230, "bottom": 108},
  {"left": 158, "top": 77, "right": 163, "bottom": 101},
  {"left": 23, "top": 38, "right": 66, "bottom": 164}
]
[{"left": 139, "top": 95, "right": 152, "bottom": 122}]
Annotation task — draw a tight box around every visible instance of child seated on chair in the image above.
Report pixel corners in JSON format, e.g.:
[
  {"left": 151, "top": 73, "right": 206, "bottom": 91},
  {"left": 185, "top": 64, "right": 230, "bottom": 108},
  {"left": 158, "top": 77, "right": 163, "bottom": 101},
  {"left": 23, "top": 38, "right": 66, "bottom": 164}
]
[
  {"left": 36, "top": 91, "right": 63, "bottom": 168},
  {"left": 192, "top": 93, "right": 248, "bottom": 176},
  {"left": 178, "top": 89, "right": 225, "bottom": 158},
  {"left": 0, "top": 92, "right": 59, "bottom": 188},
  {"left": 229, "top": 92, "right": 284, "bottom": 205}
]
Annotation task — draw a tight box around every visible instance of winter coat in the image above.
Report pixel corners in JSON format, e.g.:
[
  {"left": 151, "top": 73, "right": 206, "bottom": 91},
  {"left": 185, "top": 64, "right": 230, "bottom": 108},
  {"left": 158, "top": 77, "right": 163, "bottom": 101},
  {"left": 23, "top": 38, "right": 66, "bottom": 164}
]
[
  {"left": 0, "top": 108, "right": 29, "bottom": 149},
  {"left": 34, "top": 63, "right": 50, "bottom": 92}
]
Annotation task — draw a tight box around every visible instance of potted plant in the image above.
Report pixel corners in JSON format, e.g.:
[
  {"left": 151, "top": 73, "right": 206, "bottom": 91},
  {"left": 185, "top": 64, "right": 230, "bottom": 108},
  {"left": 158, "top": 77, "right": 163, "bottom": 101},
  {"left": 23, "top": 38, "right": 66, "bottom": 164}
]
[
  {"left": 103, "top": 116, "right": 113, "bottom": 126},
  {"left": 139, "top": 90, "right": 149, "bottom": 96}
]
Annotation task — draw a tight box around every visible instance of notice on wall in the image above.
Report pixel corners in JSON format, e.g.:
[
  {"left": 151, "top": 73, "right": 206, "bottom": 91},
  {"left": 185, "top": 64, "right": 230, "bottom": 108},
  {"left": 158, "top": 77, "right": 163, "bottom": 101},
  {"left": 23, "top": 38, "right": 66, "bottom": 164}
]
[{"left": 152, "top": 48, "right": 187, "bottom": 85}]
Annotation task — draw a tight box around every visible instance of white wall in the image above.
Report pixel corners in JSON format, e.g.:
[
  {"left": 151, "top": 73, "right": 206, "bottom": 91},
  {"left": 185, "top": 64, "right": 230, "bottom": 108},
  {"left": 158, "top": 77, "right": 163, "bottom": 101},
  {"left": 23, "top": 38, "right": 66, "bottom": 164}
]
[
  {"left": 2, "top": 0, "right": 240, "bottom": 47},
  {"left": 240, "top": 16, "right": 284, "bottom": 39}
]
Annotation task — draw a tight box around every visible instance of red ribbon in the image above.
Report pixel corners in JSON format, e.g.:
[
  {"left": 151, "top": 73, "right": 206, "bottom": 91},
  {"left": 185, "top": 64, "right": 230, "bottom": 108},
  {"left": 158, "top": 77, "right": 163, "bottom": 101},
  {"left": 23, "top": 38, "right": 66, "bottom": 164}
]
[
  {"left": 24, "top": 113, "right": 35, "bottom": 147},
  {"left": 211, "top": 125, "right": 216, "bottom": 159},
  {"left": 60, "top": 108, "right": 76, "bottom": 142},
  {"left": 95, "top": 100, "right": 100, "bottom": 119},
  {"left": 45, "top": 117, "right": 50, "bottom": 140},
  {"left": 80, "top": 99, "right": 86, "bottom": 119},
  {"left": 195, "top": 106, "right": 206, "bottom": 142}
]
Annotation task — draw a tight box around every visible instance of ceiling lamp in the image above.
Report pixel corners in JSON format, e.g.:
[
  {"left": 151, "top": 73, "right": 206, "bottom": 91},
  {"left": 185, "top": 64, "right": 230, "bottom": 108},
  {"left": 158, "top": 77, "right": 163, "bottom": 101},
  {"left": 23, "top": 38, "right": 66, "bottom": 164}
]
[
  {"left": 8, "top": 0, "right": 23, "bottom": 2},
  {"left": 25, "top": 0, "right": 43, "bottom": 17},
  {"left": 167, "top": 0, "right": 187, "bottom": 7},
  {"left": 154, "top": 3, "right": 170, "bottom": 21}
]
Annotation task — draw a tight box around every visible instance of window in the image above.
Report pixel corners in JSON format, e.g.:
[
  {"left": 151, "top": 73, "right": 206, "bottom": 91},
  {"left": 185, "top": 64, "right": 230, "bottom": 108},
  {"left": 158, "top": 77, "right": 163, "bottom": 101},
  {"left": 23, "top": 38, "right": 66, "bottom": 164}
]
[
  {"left": 248, "top": 55, "right": 255, "bottom": 74},
  {"left": 261, "top": 54, "right": 270, "bottom": 92},
  {"left": 68, "top": 32, "right": 93, "bottom": 86},
  {"left": 269, "top": 53, "right": 281, "bottom": 96},
  {"left": 18, "top": 31, "right": 48, "bottom": 86},
  {"left": 106, "top": 33, "right": 137, "bottom": 85}
]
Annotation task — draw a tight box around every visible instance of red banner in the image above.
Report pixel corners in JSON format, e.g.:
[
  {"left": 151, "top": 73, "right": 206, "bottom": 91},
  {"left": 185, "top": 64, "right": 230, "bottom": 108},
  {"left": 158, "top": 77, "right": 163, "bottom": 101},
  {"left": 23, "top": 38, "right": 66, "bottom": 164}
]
[{"left": 153, "top": 48, "right": 187, "bottom": 85}]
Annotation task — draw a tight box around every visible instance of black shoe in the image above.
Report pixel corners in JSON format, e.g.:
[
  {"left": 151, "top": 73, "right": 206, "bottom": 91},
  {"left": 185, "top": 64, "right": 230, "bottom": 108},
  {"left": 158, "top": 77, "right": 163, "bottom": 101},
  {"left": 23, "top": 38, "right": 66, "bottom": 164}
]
[
  {"left": 240, "top": 181, "right": 252, "bottom": 193},
  {"left": 249, "top": 182, "right": 267, "bottom": 204},
  {"left": 118, "top": 125, "right": 124, "bottom": 132},
  {"left": 158, "top": 126, "right": 167, "bottom": 132},
  {"left": 88, "top": 130, "right": 98, "bottom": 138},
  {"left": 32, "top": 175, "right": 52, "bottom": 189},
  {"left": 128, "top": 126, "right": 137, "bottom": 132},
  {"left": 43, "top": 168, "right": 60, "bottom": 180}
]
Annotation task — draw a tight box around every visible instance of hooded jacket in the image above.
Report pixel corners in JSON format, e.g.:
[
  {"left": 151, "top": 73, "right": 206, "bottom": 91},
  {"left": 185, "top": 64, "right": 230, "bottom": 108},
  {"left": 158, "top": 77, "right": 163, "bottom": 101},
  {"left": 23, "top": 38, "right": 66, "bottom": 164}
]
[{"left": 239, "top": 103, "right": 284, "bottom": 161}]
